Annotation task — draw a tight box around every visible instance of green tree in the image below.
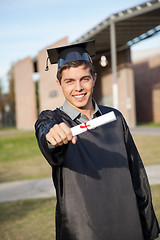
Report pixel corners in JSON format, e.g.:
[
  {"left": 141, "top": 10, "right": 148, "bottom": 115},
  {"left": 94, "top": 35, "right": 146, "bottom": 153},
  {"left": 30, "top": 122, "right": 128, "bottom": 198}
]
[
  {"left": 0, "top": 78, "right": 5, "bottom": 127},
  {"left": 7, "top": 66, "right": 16, "bottom": 126}
]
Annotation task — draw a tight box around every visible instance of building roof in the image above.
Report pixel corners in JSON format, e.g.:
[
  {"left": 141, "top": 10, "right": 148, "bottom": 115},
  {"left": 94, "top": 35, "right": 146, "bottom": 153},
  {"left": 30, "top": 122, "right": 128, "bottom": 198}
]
[{"left": 73, "top": 0, "right": 160, "bottom": 56}]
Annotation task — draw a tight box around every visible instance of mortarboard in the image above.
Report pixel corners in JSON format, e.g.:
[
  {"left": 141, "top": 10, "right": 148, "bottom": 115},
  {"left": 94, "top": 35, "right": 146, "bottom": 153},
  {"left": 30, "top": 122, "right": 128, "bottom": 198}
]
[{"left": 45, "top": 40, "right": 95, "bottom": 70}]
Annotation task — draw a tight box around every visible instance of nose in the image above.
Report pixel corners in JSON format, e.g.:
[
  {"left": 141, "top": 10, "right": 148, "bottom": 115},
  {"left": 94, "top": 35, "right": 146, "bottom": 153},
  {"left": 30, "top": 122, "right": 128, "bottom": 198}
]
[{"left": 75, "top": 80, "right": 83, "bottom": 91}]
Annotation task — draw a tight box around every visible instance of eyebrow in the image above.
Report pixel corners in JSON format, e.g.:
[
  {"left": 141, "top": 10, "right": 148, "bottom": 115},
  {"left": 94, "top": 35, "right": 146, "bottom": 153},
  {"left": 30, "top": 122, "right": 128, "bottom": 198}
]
[
  {"left": 80, "top": 75, "right": 91, "bottom": 80},
  {"left": 63, "top": 75, "right": 91, "bottom": 82}
]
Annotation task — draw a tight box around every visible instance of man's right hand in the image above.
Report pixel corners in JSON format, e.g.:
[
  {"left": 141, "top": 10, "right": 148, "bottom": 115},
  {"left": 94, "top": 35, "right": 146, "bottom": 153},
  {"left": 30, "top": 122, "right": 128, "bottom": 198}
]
[{"left": 46, "top": 122, "right": 77, "bottom": 147}]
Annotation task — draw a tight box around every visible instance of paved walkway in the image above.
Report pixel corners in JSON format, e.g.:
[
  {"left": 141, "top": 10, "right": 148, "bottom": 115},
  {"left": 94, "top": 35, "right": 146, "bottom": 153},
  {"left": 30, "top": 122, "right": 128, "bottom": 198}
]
[
  {"left": 0, "top": 165, "right": 160, "bottom": 203},
  {"left": 131, "top": 126, "right": 160, "bottom": 136},
  {"left": 0, "top": 178, "right": 55, "bottom": 203}
]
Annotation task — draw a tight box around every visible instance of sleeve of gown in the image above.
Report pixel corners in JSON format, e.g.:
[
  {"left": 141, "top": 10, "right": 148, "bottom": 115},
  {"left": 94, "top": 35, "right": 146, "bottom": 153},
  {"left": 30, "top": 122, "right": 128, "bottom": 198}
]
[
  {"left": 122, "top": 117, "right": 160, "bottom": 240},
  {"left": 35, "top": 110, "right": 66, "bottom": 167}
]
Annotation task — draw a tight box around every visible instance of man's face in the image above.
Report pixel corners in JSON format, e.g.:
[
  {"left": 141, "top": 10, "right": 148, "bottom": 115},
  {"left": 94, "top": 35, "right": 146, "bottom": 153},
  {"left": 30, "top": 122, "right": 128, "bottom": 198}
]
[{"left": 57, "top": 65, "right": 96, "bottom": 111}]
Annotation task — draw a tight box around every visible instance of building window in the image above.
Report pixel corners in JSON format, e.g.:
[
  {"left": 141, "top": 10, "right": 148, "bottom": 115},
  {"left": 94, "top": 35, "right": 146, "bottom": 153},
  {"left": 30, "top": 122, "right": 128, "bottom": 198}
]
[{"left": 49, "top": 91, "right": 57, "bottom": 97}]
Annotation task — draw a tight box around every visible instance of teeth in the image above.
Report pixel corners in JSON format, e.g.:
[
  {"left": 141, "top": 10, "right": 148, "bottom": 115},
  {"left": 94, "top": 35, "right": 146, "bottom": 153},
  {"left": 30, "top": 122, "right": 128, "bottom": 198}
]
[{"left": 74, "top": 94, "right": 85, "bottom": 98}]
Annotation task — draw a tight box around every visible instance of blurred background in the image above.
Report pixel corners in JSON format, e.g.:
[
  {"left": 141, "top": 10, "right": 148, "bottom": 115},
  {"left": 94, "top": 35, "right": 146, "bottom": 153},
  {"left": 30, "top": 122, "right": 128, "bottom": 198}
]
[
  {"left": 0, "top": 0, "right": 160, "bottom": 239},
  {"left": 0, "top": 0, "right": 160, "bottom": 128}
]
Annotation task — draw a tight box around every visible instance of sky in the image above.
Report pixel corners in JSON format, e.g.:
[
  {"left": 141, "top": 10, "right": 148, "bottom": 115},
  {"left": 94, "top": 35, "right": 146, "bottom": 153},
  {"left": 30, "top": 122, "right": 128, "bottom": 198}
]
[{"left": 0, "top": 0, "right": 160, "bottom": 92}]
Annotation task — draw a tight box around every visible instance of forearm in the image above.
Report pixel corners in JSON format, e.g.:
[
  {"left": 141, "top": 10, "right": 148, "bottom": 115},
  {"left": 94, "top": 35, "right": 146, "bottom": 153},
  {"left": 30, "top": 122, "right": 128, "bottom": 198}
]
[{"left": 35, "top": 119, "right": 65, "bottom": 166}]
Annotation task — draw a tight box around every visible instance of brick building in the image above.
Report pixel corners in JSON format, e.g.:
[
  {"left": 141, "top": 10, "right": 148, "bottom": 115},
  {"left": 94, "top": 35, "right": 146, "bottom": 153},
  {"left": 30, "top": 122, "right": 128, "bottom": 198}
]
[
  {"left": 13, "top": 39, "right": 136, "bottom": 128},
  {"left": 14, "top": 57, "right": 37, "bottom": 129},
  {"left": 133, "top": 49, "right": 160, "bottom": 123},
  {"left": 37, "top": 37, "right": 68, "bottom": 112},
  {"left": 13, "top": 38, "right": 160, "bottom": 129},
  {"left": 13, "top": 37, "right": 68, "bottom": 129},
  {"left": 93, "top": 48, "right": 136, "bottom": 127}
]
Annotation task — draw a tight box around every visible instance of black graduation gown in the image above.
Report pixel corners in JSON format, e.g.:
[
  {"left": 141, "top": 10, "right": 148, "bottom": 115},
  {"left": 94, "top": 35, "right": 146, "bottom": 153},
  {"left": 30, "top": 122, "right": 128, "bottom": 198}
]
[{"left": 35, "top": 106, "right": 160, "bottom": 240}]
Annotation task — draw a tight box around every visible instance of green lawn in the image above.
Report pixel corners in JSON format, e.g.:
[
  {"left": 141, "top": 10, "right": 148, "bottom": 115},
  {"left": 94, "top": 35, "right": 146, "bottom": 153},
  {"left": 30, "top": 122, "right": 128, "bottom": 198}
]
[
  {"left": 0, "top": 198, "right": 56, "bottom": 240},
  {"left": 133, "top": 135, "right": 160, "bottom": 165},
  {"left": 0, "top": 130, "right": 51, "bottom": 183},
  {"left": 0, "top": 129, "right": 160, "bottom": 182},
  {"left": 0, "top": 185, "right": 159, "bottom": 240},
  {"left": 139, "top": 122, "right": 160, "bottom": 127}
]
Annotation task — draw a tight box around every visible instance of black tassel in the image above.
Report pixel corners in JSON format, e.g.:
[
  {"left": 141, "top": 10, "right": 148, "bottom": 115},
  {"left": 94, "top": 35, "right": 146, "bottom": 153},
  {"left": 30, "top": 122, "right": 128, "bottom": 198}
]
[{"left": 45, "top": 57, "right": 49, "bottom": 71}]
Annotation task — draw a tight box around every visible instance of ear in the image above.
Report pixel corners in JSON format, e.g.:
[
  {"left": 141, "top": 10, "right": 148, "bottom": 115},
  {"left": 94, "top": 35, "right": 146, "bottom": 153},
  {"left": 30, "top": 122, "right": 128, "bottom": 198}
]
[{"left": 56, "top": 79, "right": 62, "bottom": 89}]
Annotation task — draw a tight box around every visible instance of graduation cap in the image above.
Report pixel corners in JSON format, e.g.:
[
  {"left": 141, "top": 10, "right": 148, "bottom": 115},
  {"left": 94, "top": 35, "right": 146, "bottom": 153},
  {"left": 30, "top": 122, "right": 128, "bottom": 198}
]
[{"left": 45, "top": 40, "right": 95, "bottom": 71}]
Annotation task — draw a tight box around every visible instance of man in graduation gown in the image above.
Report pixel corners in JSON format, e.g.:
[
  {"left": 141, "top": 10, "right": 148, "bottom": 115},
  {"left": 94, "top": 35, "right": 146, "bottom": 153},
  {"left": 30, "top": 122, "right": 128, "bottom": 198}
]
[{"left": 35, "top": 40, "right": 160, "bottom": 240}]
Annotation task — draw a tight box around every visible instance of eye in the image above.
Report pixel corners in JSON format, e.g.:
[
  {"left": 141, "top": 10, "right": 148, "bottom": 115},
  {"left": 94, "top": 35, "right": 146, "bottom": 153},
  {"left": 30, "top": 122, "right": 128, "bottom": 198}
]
[
  {"left": 82, "top": 77, "right": 90, "bottom": 82},
  {"left": 66, "top": 79, "right": 74, "bottom": 84}
]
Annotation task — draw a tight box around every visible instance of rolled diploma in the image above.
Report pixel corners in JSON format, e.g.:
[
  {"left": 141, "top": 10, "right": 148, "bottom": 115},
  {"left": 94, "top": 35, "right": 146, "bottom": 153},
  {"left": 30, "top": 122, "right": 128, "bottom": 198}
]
[{"left": 71, "top": 111, "right": 116, "bottom": 136}]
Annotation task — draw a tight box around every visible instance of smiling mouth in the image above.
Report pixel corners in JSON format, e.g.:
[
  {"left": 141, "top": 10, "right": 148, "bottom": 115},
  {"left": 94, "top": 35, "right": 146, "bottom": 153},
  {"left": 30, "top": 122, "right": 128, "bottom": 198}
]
[{"left": 73, "top": 93, "right": 87, "bottom": 99}]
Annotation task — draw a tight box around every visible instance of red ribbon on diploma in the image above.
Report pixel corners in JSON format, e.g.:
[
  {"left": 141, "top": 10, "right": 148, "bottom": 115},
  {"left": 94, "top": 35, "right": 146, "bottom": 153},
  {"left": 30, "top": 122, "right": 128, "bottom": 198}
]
[{"left": 80, "top": 122, "right": 90, "bottom": 131}]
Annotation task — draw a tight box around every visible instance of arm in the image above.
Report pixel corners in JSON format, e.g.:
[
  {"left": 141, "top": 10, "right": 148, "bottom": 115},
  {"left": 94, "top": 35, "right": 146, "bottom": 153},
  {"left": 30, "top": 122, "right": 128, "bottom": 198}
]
[
  {"left": 35, "top": 110, "right": 76, "bottom": 166},
  {"left": 122, "top": 118, "right": 160, "bottom": 240}
]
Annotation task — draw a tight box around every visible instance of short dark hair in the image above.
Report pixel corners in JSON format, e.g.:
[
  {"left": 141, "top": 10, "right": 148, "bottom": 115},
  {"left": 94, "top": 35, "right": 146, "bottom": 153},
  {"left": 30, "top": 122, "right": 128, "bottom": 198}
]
[{"left": 57, "top": 60, "right": 96, "bottom": 83}]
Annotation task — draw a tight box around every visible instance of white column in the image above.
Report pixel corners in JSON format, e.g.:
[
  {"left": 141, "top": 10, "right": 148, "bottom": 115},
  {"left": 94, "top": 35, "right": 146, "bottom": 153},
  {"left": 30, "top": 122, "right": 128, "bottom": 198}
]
[{"left": 110, "top": 21, "right": 118, "bottom": 109}]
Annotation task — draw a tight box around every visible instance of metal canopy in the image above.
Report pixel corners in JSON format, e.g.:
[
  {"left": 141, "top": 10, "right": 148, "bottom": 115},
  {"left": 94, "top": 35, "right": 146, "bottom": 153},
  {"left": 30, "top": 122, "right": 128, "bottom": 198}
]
[{"left": 73, "top": 0, "right": 160, "bottom": 55}]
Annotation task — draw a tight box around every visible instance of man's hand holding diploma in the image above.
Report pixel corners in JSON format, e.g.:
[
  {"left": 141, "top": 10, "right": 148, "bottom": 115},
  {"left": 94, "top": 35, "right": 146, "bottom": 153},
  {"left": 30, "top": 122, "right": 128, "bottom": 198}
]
[
  {"left": 46, "top": 122, "right": 77, "bottom": 147},
  {"left": 46, "top": 111, "right": 116, "bottom": 147}
]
